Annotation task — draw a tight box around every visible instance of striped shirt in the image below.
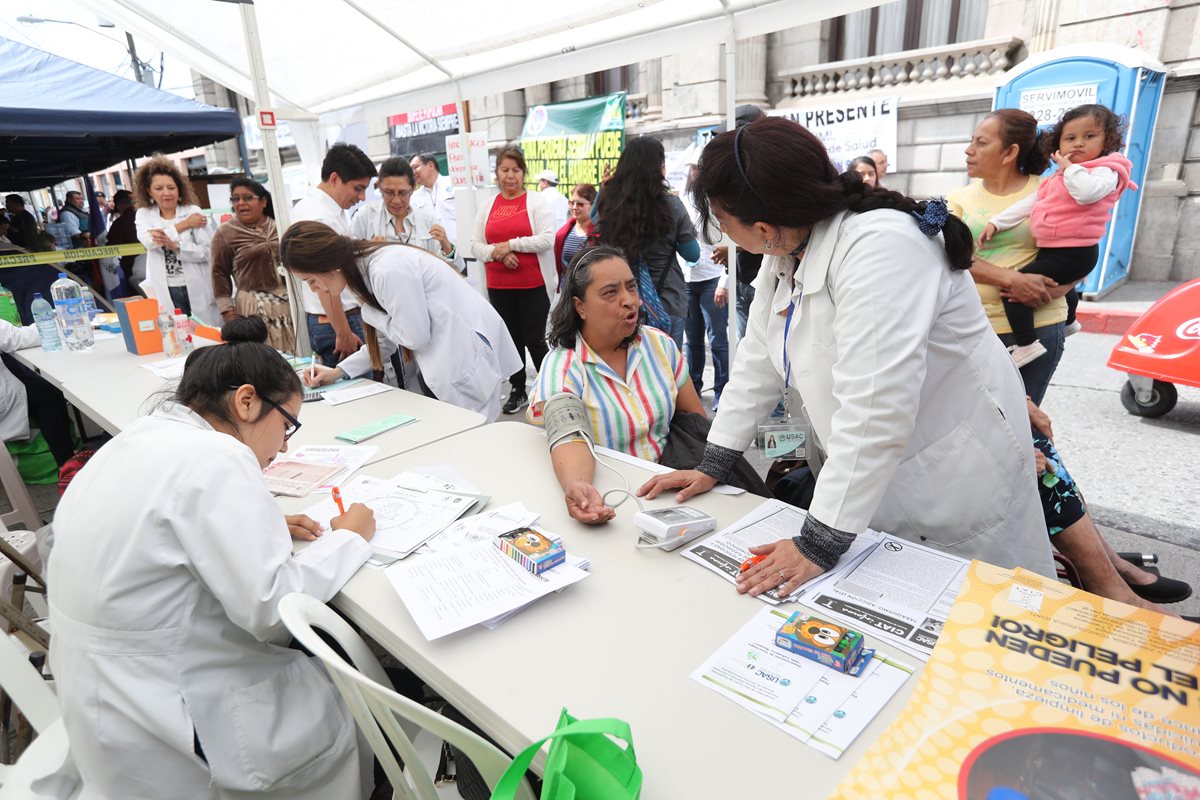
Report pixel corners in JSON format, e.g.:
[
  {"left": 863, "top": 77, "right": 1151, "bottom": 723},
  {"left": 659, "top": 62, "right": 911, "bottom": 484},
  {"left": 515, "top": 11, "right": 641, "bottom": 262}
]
[{"left": 527, "top": 327, "right": 689, "bottom": 461}]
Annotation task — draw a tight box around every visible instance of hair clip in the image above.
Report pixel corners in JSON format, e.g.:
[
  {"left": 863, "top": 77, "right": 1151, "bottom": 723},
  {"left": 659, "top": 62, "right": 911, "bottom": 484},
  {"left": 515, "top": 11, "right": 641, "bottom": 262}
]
[{"left": 913, "top": 198, "right": 949, "bottom": 236}]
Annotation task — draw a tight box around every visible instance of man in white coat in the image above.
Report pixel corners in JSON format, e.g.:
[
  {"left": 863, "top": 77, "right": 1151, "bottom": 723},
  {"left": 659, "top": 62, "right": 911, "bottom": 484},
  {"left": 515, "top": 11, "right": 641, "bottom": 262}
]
[{"left": 537, "top": 170, "right": 571, "bottom": 229}]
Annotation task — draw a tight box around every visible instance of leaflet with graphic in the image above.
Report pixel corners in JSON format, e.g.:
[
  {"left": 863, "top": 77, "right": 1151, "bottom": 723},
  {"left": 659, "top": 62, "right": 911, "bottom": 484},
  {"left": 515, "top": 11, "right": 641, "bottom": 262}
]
[
  {"left": 805, "top": 535, "right": 969, "bottom": 661},
  {"left": 692, "top": 606, "right": 913, "bottom": 758}
]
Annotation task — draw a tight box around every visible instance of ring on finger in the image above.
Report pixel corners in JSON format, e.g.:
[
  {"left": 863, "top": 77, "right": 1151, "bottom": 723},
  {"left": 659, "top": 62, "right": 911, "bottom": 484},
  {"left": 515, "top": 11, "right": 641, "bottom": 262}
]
[{"left": 778, "top": 570, "right": 786, "bottom": 580}]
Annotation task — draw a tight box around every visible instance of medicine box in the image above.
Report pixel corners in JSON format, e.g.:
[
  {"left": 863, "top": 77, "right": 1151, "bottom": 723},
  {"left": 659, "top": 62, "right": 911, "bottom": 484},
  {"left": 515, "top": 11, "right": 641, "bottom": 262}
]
[
  {"left": 775, "top": 612, "right": 871, "bottom": 675},
  {"left": 114, "top": 297, "right": 163, "bottom": 355},
  {"left": 497, "top": 528, "right": 566, "bottom": 575}
]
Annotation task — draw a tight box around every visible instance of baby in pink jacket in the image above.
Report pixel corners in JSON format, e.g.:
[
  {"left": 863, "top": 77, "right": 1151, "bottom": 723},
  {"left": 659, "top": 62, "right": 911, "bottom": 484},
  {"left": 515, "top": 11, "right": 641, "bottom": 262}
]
[{"left": 980, "top": 104, "right": 1138, "bottom": 367}]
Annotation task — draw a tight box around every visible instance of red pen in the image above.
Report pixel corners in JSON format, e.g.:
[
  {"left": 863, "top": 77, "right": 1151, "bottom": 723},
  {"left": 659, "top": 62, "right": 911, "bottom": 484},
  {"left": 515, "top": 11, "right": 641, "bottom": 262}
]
[
  {"left": 332, "top": 486, "right": 346, "bottom": 515},
  {"left": 739, "top": 555, "right": 766, "bottom": 572}
]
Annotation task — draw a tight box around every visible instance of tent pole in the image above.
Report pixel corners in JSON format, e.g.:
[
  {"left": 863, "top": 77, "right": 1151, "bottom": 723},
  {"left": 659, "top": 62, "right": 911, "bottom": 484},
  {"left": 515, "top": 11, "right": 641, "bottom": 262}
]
[
  {"left": 236, "top": 0, "right": 309, "bottom": 356},
  {"left": 724, "top": 14, "right": 741, "bottom": 359}
]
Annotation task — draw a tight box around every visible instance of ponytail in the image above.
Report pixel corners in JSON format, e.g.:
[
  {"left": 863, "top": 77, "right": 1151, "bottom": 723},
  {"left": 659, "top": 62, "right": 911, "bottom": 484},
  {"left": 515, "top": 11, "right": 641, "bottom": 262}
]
[
  {"left": 838, "top": 173, "right": 973, "bottom": 271},
  {"left": 693, "top": 117, "right": 975, "bottom": 274}
]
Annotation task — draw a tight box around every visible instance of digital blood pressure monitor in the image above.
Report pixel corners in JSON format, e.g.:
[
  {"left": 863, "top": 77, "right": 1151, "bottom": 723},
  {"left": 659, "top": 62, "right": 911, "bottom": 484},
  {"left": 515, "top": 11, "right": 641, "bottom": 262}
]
[{"left": 632, "top": 506, "right": 718, "bottom": 551}]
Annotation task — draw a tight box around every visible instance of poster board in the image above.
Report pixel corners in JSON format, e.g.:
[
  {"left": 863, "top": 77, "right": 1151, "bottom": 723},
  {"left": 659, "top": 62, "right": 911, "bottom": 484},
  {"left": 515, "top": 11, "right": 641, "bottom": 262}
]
[
  {"left": 520, "top": 93, "right": 626, "bottom": 194},
  {"left": 770, "top": 96, "right": 898, "bottom": 173},
  {"left": 831, "top": 560, "right": 1200, "bottom": 799}
]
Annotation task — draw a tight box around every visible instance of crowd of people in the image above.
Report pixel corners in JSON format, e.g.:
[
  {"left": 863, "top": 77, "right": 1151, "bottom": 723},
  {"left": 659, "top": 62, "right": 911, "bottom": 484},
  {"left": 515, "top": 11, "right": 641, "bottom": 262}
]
[{"left": 5, "top": 98, "right": 1193, "bottom": 799}]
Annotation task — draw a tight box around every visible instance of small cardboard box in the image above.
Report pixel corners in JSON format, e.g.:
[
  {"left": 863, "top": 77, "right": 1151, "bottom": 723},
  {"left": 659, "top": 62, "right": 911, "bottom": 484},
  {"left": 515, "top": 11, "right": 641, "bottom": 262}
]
[
  {"left": 776, "top": 612, "right": 872, "bottom": 675},
  {"left": 115, "top": 297, "right": 162, "bottom": 355},
  {"left": 496, "top": 528, "right": 566, "bottom": 575}
]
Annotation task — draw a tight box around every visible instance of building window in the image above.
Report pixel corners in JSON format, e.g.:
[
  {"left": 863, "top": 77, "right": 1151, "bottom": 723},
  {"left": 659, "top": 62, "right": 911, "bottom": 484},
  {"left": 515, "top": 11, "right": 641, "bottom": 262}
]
[
  {"left": 586, "top": 65, "right": 633, "bottom": 97},
  {"left": 829, "top": 0, "right": 987, "bottom": 61}
]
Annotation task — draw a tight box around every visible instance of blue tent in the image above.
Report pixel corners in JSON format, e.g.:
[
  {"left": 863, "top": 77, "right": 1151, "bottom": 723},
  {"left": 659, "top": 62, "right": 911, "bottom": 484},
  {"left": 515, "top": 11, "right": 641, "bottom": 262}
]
[{"left": 0, "top": 37, "right": 242, "bottom": 190}]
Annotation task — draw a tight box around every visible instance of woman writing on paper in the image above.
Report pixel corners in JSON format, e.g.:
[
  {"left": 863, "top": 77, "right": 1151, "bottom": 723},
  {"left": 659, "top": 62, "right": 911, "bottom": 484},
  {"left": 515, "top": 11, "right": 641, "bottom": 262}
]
[
  {"left": 282, "top": 221, "right": 522, "bottom": 422},
  {"left": 527, "top": 246, "right": 705, "bottom": 523},
  {"left": 48, "top": 317, "right": 377, "bottom": 799},
  {"left": 638, "top": 117, "right": 1054, "bottom": 596}
]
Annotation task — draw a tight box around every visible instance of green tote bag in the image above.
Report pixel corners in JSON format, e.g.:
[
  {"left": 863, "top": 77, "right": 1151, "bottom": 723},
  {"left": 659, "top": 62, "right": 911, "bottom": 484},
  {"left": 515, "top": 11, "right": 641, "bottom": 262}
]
[{"left": 491, "top": 709, "right": 643, "bottom": 800}]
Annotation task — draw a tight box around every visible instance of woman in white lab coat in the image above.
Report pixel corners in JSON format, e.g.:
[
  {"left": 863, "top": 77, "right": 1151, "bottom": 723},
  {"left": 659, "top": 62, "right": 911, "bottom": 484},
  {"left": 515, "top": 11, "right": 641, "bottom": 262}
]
[
  {"left": 132, "top": 154, "right": 221, "bottom": 325},
  {"left": 48, "top": 317, "right": 378, "bottom": 799},
  {"left": 282, "top": 221, "right": 523, "bottom": 422},
  {"left": 639, "top": 116, "right": 1054, "bottom": 595}
]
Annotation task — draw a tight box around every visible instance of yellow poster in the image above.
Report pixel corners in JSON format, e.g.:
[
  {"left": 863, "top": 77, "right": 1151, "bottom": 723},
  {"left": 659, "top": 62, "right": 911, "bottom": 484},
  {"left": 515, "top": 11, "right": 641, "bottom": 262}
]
[{"left": 832, "top": 561, "right": 1200, "bottom": 800}]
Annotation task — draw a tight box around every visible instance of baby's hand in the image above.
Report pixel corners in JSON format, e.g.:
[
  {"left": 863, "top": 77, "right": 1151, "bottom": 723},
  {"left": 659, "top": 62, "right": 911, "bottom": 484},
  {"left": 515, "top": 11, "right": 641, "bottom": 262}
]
[
  {"left": 977, "top": 222, "right": 998, "bottom": 247},
  {"left": 1051, "top": 150, "right": 1073, "bottom": 171}
]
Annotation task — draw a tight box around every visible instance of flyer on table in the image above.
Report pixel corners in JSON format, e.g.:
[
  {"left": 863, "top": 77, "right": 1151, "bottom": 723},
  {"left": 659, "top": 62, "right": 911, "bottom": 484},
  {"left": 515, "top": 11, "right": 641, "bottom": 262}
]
[{"left": 830, "top": 561, "right": 1200, "bottom": 799}]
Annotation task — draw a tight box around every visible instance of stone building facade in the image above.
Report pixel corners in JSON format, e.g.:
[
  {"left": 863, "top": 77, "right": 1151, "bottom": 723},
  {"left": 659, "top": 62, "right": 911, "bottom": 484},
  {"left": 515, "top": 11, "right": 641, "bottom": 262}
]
[{"left": 456, "top": 0, "right": 1200, "bottom": 283}]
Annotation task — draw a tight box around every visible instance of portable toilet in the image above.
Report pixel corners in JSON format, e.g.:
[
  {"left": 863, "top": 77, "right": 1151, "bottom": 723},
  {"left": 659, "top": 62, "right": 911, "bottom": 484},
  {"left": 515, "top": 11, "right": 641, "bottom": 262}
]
[{"left": 994, "top": 45, "right": 1166, "bottom": 299}]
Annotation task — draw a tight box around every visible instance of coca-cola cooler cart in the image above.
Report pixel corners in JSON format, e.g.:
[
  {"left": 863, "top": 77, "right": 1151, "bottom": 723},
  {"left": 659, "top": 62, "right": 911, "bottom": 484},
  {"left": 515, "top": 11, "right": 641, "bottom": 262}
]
[{"left": 1107, "top": 278, "right": 1200, "bottom": 417}]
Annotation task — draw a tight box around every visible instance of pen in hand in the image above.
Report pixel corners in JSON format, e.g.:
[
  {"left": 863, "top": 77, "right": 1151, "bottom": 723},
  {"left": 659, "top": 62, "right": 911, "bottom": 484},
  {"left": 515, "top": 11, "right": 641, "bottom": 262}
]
[
  {"left": 332, "top": 486, "right": 346, "bottom": 515},
  {"left": 308, "top": 358, "right": 317, "bottom": 386}
]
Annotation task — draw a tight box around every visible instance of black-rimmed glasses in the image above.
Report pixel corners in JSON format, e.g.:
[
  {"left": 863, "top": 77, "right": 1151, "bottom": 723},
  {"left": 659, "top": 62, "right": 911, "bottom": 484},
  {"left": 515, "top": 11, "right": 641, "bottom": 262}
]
[{"left": 227, "top": 386, "right": 301, "bottom": 440}]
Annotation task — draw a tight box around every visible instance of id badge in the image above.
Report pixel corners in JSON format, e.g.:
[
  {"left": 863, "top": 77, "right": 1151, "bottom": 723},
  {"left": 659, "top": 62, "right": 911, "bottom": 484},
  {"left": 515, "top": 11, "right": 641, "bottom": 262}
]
[{"left": 756, "top": 420, "right": 809, "bottom": 460}]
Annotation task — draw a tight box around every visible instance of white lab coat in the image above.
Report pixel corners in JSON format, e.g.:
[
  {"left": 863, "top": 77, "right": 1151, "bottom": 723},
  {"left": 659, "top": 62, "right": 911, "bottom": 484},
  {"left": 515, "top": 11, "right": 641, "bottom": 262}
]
[
  {"left": 540, "top": 186, "right": 570, "bottom": 229},
  {"left": 349, "top": 200, "right": 465, "bottom": 272},
  {"left": 47, "top": 404, "right": 373, "bottom": 799},
  {"left": 469, "top": 191, "right": 558, "bottom": 302},
  {"left": 709, "top": 209, "right": 1054, "bottom": 577},
  {"left": 134, "top": 205, "right": 220, "bottom": 326},
  {"left": 412, "top": 173, "right": 457, "bottom": 247},
  {"left": 337, "top": 246, "right": 522, "bottom": 422},
  {"left": 0, "top": 322, "right": 41, "bottom": 441}
]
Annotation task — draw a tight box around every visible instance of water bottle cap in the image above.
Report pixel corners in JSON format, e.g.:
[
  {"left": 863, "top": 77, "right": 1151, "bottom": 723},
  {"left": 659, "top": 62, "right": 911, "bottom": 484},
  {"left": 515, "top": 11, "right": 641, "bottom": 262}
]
[
  {"left": 33, "top": 292, "right": 42, "bottom": 299},
  {"left": 174, "top": 308, "right": 183, "bottom": 314},
  {"left": 58, "top": 273, "right": 68, "bottom": 279}
]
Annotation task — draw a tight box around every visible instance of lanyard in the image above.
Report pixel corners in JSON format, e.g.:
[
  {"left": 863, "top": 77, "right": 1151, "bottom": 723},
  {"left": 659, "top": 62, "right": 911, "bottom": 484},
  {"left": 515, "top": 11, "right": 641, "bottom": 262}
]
[{"left": 782, "top": 298, "right": 798, "bottom": 416}]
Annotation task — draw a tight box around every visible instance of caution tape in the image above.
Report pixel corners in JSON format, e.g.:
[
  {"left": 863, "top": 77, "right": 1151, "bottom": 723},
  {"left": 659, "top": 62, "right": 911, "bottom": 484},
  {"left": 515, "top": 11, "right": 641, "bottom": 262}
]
[{"left": 0, "top": 243, "right": 147, "bottom": 269}]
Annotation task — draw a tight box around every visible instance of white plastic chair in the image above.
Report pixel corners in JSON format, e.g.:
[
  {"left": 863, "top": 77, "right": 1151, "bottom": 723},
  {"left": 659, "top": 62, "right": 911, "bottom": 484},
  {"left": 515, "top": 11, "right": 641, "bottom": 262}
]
[
  {"left": 0, "top": 626, "right": 83, "bottom": 799},
  {"left": 278, "top": 593, "right": 535, "bottom": 800}
]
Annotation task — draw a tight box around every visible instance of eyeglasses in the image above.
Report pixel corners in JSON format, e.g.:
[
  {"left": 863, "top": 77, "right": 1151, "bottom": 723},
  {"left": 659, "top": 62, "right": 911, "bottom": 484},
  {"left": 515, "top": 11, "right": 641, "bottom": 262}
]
[
  {"left": 569, "top": 200, "right": 590, "bottom": 207},
  {"left": 228, "top": 386, "right": 301, "bottom": 440},
  {"left": 230, "top": 193, "right": 261, "bottom": 203},
  {"left": 264, "top": 397, "right": 302, "bottom": 441},
  {"left": 381, "top": 189, "right": 413, "bottom": 200}
]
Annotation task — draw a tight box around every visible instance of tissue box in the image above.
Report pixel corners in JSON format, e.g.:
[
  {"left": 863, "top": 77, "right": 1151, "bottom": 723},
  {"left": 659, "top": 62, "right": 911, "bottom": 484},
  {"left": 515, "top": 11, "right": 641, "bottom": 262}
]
[{"left": 114, "top": 297, "right": 162, "bottom": 355}]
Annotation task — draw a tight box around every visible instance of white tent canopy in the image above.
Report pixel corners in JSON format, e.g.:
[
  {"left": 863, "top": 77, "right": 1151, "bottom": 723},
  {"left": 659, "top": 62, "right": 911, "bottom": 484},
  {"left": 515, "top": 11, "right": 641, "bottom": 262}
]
[{"left": 75, "top": 0, "right": 885, "bottom": 116}]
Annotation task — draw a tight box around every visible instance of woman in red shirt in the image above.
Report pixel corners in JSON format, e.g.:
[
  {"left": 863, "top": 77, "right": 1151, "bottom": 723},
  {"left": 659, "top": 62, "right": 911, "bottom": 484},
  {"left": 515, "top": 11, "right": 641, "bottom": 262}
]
[{"left": 469, "top": 146, "right": 556, "bottom": 415}]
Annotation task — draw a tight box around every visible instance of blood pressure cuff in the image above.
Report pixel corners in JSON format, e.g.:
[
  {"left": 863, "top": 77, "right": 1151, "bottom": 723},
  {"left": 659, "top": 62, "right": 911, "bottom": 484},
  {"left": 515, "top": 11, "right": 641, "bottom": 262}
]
[{"left": 543, "top": 392, "right": 593, "bottom": 452}]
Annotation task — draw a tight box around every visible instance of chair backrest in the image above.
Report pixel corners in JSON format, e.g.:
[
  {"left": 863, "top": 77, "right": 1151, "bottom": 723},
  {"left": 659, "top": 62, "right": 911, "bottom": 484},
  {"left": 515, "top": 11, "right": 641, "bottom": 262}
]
[
  {"left": 0, "top": 630, "right": 57, "bottom": 735},
  {"left": 278, "top": 593, "right": 535, "bottom": 800}
]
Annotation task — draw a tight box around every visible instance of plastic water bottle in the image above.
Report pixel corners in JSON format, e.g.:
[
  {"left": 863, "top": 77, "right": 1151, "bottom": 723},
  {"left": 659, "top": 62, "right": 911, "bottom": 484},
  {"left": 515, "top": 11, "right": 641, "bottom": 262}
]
[
  {"left": 31, "top": 294, "right": 62, "bottom": 352},
  {"left": 80, "top": 285, "right": 97, "bottom": 321},
  {"left": 50, "top": 273, "right": 94, "bottom": 352},
  {"left": 174, "top": 308, "right": 194, "bottom": 355},
  {"left": 159, "top": 309, "right": 182, "bottom": 357},
  {"left": 0, "top": 283, "right": 20, "bottom": 326}
]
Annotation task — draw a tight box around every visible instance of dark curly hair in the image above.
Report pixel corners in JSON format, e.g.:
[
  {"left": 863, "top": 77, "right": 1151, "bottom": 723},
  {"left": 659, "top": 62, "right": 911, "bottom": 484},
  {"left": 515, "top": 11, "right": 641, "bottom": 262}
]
[
  {"left": 132, "top": 154, "right": 199, "bottom": 210},
  {"left": 593, "top": 138, "right": 673, "bottom": 264},
  {"left": 1045, "top": 104, "right": 1125, "bottom": 159},
  {"left": 690, "top": 116, "right": 975, "bottom": 271}
]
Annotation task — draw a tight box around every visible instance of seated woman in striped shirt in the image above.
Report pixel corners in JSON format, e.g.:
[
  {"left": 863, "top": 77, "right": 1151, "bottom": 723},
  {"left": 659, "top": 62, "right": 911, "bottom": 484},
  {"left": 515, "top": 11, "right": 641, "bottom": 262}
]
[{"left": 527, "top": 245, "right": 704, "bottom": 523}]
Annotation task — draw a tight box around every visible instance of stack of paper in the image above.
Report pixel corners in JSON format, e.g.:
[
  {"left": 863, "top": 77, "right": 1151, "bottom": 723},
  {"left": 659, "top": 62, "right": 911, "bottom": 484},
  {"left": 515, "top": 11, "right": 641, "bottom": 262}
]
[
  {"left": 302, "top": 474, "right": 484, "bottom": 558},
  {"left": 386, "top": 540, "right": 590, "bottom": 640},
  {"left": 322, "top": 381, "right": 392, "bottom": 406},
  {"left": 138, "top": 356, "right": 187, "bottom": 380},
  {"left": 692, "top": 607, "right": 913, "bottom": 758},
  {"left": 681, "top": 499, "right": 882, "bottom": 605},
  {"left": 285, "top": 444, "right": 379, "bottom": 489},
  {"left": 262, "top": 459, "right": 345, "bottom": 497}
]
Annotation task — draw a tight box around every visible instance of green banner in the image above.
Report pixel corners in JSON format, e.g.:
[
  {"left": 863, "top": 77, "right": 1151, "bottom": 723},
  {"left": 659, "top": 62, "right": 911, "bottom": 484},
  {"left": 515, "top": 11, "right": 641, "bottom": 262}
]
[
  {"left": 520, "top": 93, "right": 626, "bottom": 193},
  {"left": 0, "top": 243, "right": 146, "bottom": 269}
]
